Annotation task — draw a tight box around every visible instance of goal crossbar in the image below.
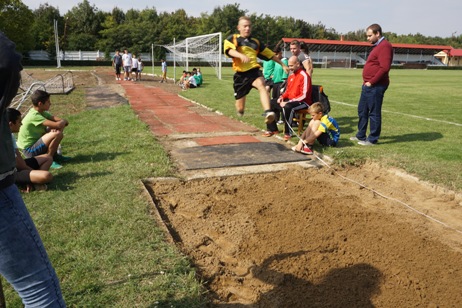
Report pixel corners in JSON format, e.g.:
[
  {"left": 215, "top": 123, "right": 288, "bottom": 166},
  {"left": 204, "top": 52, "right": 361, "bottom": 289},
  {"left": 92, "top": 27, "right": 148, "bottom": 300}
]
[{"left": 161, "top": 32, "right": 222, "bottom": 80}]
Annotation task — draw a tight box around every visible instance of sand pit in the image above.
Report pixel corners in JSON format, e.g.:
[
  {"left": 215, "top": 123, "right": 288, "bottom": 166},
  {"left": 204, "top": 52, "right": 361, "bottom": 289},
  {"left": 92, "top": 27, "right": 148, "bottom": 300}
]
[{"left": 145, "top": 163, "right": 462, "bottom": 307}]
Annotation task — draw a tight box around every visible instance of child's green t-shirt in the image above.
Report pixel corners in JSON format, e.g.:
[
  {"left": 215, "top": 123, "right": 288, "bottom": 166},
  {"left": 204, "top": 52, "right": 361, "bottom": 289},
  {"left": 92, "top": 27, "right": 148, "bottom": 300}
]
[{"left": 17, "top": 109, "right": 52, "bottom": 150}]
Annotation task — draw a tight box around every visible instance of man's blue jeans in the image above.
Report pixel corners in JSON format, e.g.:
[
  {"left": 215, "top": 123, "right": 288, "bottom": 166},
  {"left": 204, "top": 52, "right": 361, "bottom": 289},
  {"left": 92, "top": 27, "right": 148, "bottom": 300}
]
[
  {"left": 0, "top": 184, "right": 65, "bottom": 307},
  {"left": 356, "top": 84, "right": 388, "bottom": 144}
]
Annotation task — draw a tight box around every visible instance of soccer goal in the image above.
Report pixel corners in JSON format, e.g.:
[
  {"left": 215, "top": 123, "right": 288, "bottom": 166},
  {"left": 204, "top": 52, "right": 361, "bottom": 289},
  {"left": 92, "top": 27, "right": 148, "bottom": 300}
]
[
  {"left": 321, "top": 56, "right": 329, "bottom": 69},
  {"left": 161, "top": 32, "right": 222, "bottom": 80}
]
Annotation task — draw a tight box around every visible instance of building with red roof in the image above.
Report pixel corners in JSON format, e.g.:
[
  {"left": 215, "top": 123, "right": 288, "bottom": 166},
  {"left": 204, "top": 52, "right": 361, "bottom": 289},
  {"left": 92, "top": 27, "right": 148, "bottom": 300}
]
[{"left": 279, "top": 38, "right": 461, "bottom": 67}]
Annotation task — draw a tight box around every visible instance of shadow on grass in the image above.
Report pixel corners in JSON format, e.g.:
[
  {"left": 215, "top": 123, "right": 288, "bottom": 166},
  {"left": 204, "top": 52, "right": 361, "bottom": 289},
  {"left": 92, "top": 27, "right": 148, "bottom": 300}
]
[
  {"left": 335, "top": 116, "right": 357, "bottom": 136},
  {"left": 379, "top": 132, "right": 443, "bottom": 144},
  {"left": 49, "top": 171, "right": 112, "bottom": 191},
  {"left": 68, "top": 151, "right": 129, "bottom": 164}
]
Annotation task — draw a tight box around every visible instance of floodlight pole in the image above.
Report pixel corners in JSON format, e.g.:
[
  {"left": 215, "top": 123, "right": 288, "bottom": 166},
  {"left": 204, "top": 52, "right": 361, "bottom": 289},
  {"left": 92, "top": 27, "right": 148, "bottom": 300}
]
[{"left": 54, "top": 19, "right": 61, "bottom": 68}]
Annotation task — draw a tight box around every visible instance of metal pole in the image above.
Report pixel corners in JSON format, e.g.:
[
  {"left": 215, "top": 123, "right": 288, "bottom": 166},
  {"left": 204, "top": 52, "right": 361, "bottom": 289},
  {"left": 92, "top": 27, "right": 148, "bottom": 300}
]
[
  {"left": 173, "top": 38, "right": 176, "bottom": 82},
  {"left": 151, "top": 43, "right": 154, "bottom": 76},
  {"left": 54, "top": 19, "right": 61, "bottom": 68},
  {"left": 218, "top": 32, "right": 222, "bottom": 80}
]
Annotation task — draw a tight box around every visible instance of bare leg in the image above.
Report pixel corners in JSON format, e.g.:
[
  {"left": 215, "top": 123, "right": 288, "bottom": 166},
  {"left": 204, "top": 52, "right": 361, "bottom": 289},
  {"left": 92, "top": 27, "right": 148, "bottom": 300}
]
[
  {"left": 34, "top": 154, "right": 53, "bottom": 170},
  {"left": 40, "top": 131, "right": 63, "bottom": 157},
  {"left": 235, "top": 97, "right": 246, "bottom": 116},
  {"left": 252, "top": 77, "right": 271, "bottom": 111}
]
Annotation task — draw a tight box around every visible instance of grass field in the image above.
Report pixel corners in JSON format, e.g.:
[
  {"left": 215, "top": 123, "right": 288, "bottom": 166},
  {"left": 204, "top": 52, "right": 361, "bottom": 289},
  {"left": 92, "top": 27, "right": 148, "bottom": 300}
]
[
  {"left": 3, "top": 66, "right": 461, "bottom": 306},
  {"left": 5, "top": 84, "right": 206, "bottom": 306},
  {"left": 180, "top": 67, "right": 462, "bottom": 191}
]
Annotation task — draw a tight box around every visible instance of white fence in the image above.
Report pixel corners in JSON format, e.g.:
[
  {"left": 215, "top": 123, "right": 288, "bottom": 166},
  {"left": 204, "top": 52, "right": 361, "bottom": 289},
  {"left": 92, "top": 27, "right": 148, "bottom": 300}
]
[{"left": 28, "top": 50, "right": 154, "bottom": 61}]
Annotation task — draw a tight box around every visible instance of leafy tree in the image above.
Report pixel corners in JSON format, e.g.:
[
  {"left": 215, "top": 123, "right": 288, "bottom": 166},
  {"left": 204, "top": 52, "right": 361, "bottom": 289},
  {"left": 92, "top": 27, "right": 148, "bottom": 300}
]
[
  {"left": 30, "top": 3, "right": 62, "bottom": 53},
  {"left": 0, "top": 0, "right": 34, "bottom": 53},
  {"left": 65, "top": 0, "right": 105, "bottom": 49},
  {"left": 200, "top": 3, "right": 247, "bottom": 38}
]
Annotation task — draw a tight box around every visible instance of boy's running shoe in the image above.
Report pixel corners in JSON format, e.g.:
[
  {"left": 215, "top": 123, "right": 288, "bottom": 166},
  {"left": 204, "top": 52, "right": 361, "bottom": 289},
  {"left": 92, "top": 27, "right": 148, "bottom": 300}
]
[{"left": 264, "top": 111, "right": 275, "bottom": 124}]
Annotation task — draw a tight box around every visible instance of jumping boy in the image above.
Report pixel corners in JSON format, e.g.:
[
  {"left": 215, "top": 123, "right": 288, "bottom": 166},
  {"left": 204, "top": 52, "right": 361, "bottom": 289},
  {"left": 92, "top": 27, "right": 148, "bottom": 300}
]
[
  {"left": 224, "top": 16, "right": 289, "bottom": 124},
  {"left": 17, "top": 89, "right": 70, "bottom": 169},
  {"left": 291, "top": 102, "right": 340, "bottom": 155}
]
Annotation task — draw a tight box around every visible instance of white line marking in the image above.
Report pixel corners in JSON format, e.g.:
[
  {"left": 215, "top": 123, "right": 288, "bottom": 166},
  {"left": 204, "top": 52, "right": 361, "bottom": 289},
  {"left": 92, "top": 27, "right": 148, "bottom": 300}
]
[{"left": 332, "top": 100, "right": 462, "bottom": 127}]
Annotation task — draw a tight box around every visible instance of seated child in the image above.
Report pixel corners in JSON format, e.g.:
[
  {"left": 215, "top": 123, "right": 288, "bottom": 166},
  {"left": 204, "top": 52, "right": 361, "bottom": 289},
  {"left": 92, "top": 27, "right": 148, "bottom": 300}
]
[
  {"left": 192, "top": 68, "right": 203, "bottom": 86},
  {"left": 291, "top": 102, "right": 340, "bottom": 155},
  {"left": 17, "top": 89, "right": 70, "bottom": 168},
  {"left": 184, "top": 71, "right": 197, "bottom": 89},
  {"left": 178, "top": 70, "right": 187, "bottom": 88},
  {"left": 8, "top": 108, "right": 53, "bottom": 191}
]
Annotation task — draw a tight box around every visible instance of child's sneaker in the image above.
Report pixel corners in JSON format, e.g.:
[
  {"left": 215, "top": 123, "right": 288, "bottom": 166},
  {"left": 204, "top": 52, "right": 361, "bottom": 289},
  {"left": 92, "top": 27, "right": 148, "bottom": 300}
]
[
  {"left": 300, "top": 146, "right": 313, "bottom": 155},
  {"left": 264, "top": 111, "right": 275, "bottom": 124},
  {"left": 50, "top": 161, "right": 63, "bottom": 169},
  {"left": 51, "top": 161, "right": 63, "bottom": 169}
]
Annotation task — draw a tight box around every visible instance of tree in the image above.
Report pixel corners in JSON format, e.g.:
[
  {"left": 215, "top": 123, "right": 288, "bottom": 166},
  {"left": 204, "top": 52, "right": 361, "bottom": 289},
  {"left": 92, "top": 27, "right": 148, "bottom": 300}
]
[
  {"left": 199, "top": 4, "right": 247, "bottom": 38},
  {"left": 65, "top": 0, "right": 106, "bottom": 49},
  {"left": 30, "top": 4, "right": 62, "bottom": 53},
  {"left": 0, "top": 0, "right": 34, "bottom": 53}
]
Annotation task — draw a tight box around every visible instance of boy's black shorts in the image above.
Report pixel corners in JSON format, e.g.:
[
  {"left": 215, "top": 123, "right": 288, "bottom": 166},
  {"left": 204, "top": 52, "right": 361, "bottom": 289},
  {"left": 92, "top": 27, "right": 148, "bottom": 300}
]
[
  {"left": 233, "top": 68, "right": 263, "bottom": 100},
  {"left": 25, "top": 157, "right": 40, "bottom": 170},
  {"left": 317, "top": 133, "right": 337, "bottom": 147}
]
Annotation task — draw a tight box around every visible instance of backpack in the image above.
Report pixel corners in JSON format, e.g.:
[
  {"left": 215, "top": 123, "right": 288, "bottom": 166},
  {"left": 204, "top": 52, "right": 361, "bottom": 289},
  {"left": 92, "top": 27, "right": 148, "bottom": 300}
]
[
  {"left": 312, "top": 85, "right": 331, "bottom": 114},
  {"left": 320, "top": 115, "right": 340, "bottom": 146}
]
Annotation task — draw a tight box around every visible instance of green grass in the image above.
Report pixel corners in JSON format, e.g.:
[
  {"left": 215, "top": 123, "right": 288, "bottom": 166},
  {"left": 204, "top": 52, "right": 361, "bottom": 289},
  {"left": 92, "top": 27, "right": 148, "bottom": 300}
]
[
  {"left": 5, "top": 104, "right": 206, "bottom": 307},
  {"left": 180, "top": 67, "right": 462, "bottom": 191}
]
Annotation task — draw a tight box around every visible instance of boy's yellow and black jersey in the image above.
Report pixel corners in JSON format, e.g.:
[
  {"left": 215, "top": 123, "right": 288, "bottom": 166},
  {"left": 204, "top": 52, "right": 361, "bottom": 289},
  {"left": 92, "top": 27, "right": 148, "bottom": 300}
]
[{"left": 224, "top": 34, "right": 275, "bottom": 72}]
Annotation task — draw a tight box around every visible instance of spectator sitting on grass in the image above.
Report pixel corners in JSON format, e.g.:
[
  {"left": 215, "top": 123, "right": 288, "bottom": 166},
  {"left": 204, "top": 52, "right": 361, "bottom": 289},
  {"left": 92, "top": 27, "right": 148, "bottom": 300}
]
[
  {"left": 8, "top": 108, "right": 52, "bottom": 191},
  {"left": 192, "top": 67, "right": 203, "bottom": 86},
  {"left": 184, "top": 71, "right": 197, "bottom": 89},
  {"left": 291, "top": 102, "right": 340, "bottom": 155},
  {"left": 17, "top": 89, "right": 70, "bottom": 169},
  {"left": 178, "top": 70, "right": 187, "bottom": 89}
]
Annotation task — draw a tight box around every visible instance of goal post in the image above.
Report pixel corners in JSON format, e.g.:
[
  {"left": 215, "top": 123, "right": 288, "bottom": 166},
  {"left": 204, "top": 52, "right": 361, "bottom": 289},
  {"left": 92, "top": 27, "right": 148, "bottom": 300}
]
[
  {"left": 161, "top": 32, "right": 222, "bottom": 80},
  {"left": 321, "top": 56, "right": 328, "bottom": 69}
]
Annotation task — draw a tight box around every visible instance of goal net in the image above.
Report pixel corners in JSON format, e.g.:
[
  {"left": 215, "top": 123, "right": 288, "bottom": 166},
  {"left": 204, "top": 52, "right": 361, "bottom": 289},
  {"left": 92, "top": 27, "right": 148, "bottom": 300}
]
[{"left": 161, "top": 32, "right": 222, "bottom": 80}]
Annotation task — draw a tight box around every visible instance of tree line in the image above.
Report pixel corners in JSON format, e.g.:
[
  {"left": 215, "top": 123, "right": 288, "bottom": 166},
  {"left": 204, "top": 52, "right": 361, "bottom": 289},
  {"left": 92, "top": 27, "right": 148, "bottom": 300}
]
[{"left": 1, "top": 0, "right": 461, "bottom": 59}]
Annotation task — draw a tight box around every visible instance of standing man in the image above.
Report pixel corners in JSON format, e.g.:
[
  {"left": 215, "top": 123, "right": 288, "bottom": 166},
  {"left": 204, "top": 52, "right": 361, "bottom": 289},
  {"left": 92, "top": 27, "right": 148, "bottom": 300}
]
[
  {"left": 290, "top": 40, "right": 313, "bottom": 77},
  {"left": 351, "top": 24, "right": 393, "bottom": 146},
  {"left": 224, "top": 16, "right": 289, "bottom": 125},
  {"left": 122, "top": 49, "right": 132, "bottom": 81},
  {"left": 112, "top": 50, "right": 123, "bottom": 80},
  {"left": 160, "top": 59, "right": 167, "bottom": 83}
]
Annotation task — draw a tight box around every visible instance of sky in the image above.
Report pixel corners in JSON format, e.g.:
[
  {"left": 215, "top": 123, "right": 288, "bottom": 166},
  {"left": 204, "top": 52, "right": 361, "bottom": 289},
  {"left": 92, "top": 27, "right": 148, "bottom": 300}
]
[{"left": 23, "top": 0, "right": 461, "bottom": 38}]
